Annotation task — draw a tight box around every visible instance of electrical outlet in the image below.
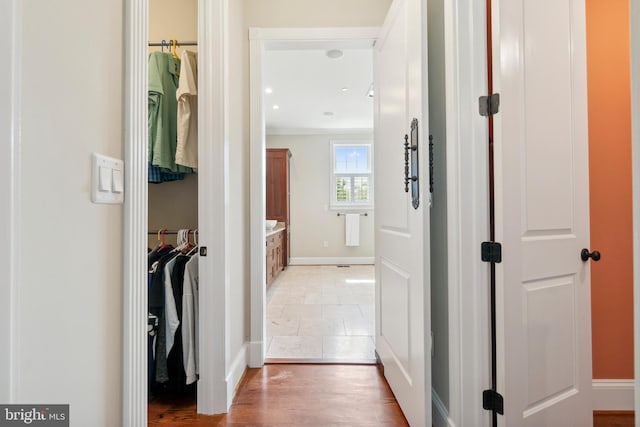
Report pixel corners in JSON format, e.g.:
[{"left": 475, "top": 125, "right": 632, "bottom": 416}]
[{"left": 323, "top": 240, "right": 329, "bottom": 248}]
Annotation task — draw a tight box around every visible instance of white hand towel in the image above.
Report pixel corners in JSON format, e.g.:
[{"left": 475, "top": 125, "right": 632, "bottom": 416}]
[{"left": 345, "top": 213, "right": 360, "bottom": 247}]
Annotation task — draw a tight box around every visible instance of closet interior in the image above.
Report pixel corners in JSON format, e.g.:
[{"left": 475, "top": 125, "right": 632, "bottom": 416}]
[{"left": 147, "top": 0, "right": 200, "bottom": 407}]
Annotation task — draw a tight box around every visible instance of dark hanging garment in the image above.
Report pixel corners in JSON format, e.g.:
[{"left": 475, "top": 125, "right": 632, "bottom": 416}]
[{"left": 149, "top": 249, "right": 179, "bottom": 384}]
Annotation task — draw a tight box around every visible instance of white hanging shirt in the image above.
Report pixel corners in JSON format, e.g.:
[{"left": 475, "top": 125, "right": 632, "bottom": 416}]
[
  {"left": 176, "top": 50, "right": 198, "bottom": 170},
  {"left": 182, "top": 254, "right": 199, "bottom": 384},
  {"left": 163, "top": 254, "right": 180, "bottom": 356}
]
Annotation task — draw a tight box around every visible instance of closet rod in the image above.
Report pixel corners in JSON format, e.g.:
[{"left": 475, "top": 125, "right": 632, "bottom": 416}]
[
  {"left": 148, "top": 41, "right": 197, "bottom": 46},
  {"left": 336, "top": 212, "right": 368, "bottom": 217},
  {"left": 148, "top": 230, "right": 198, "bottom": 235}
]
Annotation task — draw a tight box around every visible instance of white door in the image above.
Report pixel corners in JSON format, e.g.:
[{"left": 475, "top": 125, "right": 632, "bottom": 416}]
[
  {"left": 493, "top": 0, "right": 592, "bottom": 425},
  {"left": 374, "top": 0, "right": 430, "bottom": 425}
]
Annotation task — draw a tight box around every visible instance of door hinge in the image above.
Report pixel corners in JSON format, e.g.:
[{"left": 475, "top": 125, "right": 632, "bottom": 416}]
[
  {"left": 479, "top": 93, "right": 500, "bottom": 116},
  {"left": 483, "top": 389, "right": 504, "bottom": 415},
  {"left": 481, "top": 241, "right": 502, "bottom": 263}
]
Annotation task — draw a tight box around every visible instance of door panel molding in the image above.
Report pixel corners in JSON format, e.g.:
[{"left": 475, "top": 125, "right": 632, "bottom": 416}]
[
  {"left": 374, "top": 0, "right": 430, "bottom": 424},
  {"left": 492, "top": 0, "right": 591, "bottom": 424},
  {"left": 442, "top": 0, "right": 490, "bottom": 423}
]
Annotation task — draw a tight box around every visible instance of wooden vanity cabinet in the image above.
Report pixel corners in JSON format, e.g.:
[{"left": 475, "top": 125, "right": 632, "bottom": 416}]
[
  {"left": 266, "top": 228, "right": 285, "bottom": 288},
  {"left": 266, "top": 149, "right": 291, "bottom": 267}
]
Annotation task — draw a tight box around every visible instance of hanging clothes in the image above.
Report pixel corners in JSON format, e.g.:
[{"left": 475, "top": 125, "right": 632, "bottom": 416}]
[
  {"left": 166, "top": 254, "right": 191, "bottom": 389},
  {"left": 147, "top": 236, "right": 199, "bottom": 391},
  {"left": 148, "top": 52, "right": 193, "bottom": 182},
  {"left": 182, "top": 253, "right": 199, "bottom": 385},
  {"left": 176, "top": 50, "right": 198, "bottom": 170},
  {"left": 149, "top": 247, "right": 178, "bottom": 384}
]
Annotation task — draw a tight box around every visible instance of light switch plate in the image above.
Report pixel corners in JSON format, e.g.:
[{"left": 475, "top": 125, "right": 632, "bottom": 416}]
[{"left": 92, "top": 153, "right": 124, "bottom": 204}]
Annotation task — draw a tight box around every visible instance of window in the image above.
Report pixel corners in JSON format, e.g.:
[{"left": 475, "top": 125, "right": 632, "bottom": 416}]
[{"left": 330, "top": 141, "right": 373, "bottom": 208}]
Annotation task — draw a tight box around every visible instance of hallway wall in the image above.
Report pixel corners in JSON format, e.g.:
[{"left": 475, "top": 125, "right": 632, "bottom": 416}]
[
  {"left": 586, "top": 0, "right": 634, "bottom": 380},
  {"left": 16, "top": 0, "right": 125, "bottom": 425},
  {"left": 0, "top": 0, "right": 16, "bottom": 403}
]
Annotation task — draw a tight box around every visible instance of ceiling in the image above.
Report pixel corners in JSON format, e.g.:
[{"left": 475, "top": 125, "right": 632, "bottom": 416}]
[{"left": 263, "top": 47, "right": 374, "bottom": 134}]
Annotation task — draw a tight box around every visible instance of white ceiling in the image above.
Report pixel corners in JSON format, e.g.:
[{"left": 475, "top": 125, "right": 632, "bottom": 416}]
[{"left": 263, "top": 47, "right": 373, "bottom": 134}]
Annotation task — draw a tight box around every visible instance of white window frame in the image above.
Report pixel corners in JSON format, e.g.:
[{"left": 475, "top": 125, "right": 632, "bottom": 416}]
[{"left": 330, "top": 140, "right": 374, "bottom": 210}]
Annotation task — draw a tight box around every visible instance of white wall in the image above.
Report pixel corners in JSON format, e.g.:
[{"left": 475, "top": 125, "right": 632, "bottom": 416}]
[
  {"left": 267, "top": 134, "right": 374, "bottom": 261},
  {"left": 0, "top": 0, "right": 18, "bottom": 404},
  {"left": 244, "top": 0, "right": 392, "bottom": 28},
  {"left": 17, "top": 1, "right": 124, "bottom": 425},
  {"left": 428, "top": 0, "right": 450, "bottom": 413}
]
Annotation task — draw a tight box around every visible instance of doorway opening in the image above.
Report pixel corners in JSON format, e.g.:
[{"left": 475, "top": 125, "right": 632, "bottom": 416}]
[
  {"left": 146, "top": 0, "right": 200, "bottom": 419},
  {"left": 258, "top": 37, "right": 377, "bottom": 363}
]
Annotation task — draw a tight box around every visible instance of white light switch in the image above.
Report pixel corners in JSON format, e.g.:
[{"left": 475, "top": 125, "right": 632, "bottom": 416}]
[
  {"left": 92, "top": 153, "right": 124, "bottom": 204},
  {"left": 112, "top": 169, "right": 124, "bottom": 193},
  {"left": 99, "top": 166, "right": 111, "bottom": 192}
]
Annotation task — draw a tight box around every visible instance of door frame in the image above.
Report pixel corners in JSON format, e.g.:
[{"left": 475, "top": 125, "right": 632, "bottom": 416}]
[
  {"left": 248, "top": 27, "right": 381, "bottom": 367},
  {"left": 442, "top": 0, "right": 491, "bottom": 424},
  {"left": 0, "top": 0, "right": 21, "bottom": 404},
  {"left": 631, "top": 0, "right": 640, "bottom": 417},
  {"left": 122, "top": 0, "right": 230, "bottom": 425}
]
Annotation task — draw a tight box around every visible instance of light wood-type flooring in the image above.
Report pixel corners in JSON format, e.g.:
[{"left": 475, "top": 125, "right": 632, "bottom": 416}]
[{"left": 149, "top": 364, "right": 408, "bottom": 426}]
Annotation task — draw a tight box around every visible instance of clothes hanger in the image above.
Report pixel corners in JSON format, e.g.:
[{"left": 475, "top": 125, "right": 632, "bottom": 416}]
[
  {"left": 161, "top": 39, "right": 167, "bottom": 53},
  {"left": 175, "top": 229, "right": 185, "bottom": 252},
  {"left": 185, "top": 229, "right": 199, "bottom": 256},
  {"left": 180, "top": 229, "right": 195, "bottom": 254},
  {"left": 158, "top": 228, "right": 172, "bottom": 250},
  {"left": 171, "top": 39, "right": 180, "bottom": 60}
]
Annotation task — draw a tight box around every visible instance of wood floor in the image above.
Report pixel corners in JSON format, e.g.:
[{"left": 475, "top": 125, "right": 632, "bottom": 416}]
[
  {"left": 148, "top": 364, "right": 409, "bottom": 426},
  {"left": 149, "top": 364, "right": 635, "bottom": 426},
  {"left": 593, "top": 411, "right": 635, "bottom": 427}
]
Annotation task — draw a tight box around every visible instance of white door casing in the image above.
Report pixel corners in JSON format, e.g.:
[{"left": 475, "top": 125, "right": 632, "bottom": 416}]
[
  {"left": 492, "top": 0, "right": 592, "bottom": 425},
  {"left": 122, "top": 0, "right": 229, "bottom": 424},
  {"left": 374, "top": 0, "right": 431, "bottom": 425}
]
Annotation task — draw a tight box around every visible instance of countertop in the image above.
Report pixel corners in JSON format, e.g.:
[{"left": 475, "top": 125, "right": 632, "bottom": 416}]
[{"left": 265, "top": 222, "right": 286, "bottom": 238}]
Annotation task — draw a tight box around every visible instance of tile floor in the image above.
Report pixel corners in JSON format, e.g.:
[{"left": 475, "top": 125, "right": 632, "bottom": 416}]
[{"left": 266, "top": 265, "right": 376, "bottom": 362}]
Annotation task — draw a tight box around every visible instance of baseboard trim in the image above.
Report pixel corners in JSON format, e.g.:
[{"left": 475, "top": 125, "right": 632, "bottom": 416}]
[
  {"left": 592, "top": 379, "right": 634, "bottom": 411},
  {"left": 289, "top": 257, "right": 374, "bottom": 265},
  {"left": 226, "top": 344, "right": 248, "bottom": 407},
  {"left": 247, "top": 340, "right": 264, "bottom": 368},
  {"left": 432, "top": 389, "right": 456, "bottom": 427}
]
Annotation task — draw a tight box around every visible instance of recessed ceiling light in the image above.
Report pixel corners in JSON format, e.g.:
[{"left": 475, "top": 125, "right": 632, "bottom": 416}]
[
  {"left": 326, "top": 49, "right": 343, "bottom": 59},
  {"left": 341, "top": 87, "right": 349, "bottom": 92},
  {"left": 323, "top": 111, "right": 334, "bottom": 117},
  {"left": 265, "top": 87, "right": 273, "bottom": 94},
  {"left": 272, "top": 105, "right": 280, "bottom": 110}
]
